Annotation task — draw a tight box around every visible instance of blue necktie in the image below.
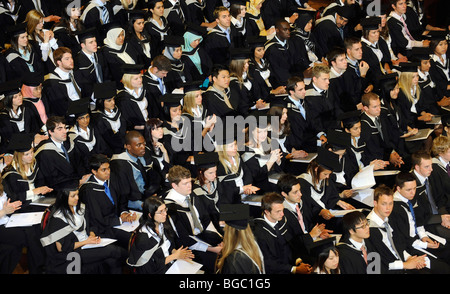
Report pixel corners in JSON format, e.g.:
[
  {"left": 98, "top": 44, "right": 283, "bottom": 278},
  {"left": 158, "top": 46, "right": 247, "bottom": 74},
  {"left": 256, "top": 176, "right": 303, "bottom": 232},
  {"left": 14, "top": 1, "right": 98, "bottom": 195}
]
[
  {"left": 424, "top": 179, "right": 438, "bottom": 214},
  {"left": 158, "top": 77, "right": 165, "bottom": 94},
  {"left": 103, "top": 182, "right": 114, "bottom": 205},
  {"left": 101, "top": 5, "right": 109, "bottom": 24},
  {"left": 61, "top": 144, "right": 70, "bottom": 163},
  {"left": 407, "top": 200, "right": 418, "bottom": 235}
]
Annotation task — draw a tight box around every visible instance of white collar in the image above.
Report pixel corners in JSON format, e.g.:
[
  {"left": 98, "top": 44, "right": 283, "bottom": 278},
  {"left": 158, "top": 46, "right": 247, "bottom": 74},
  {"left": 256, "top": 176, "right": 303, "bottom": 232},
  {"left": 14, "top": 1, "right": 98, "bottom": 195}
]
[
  {"left": 54, "top": 67, "right": 72, "bottom": 79},
  {"left": 166, "top": 188, "right": 190, "bottom": 206},
  {"left": 263, "top": 214, "right": 277, "bottom": 229},
  {"left": 413, "top": 169, "right": 427, "bottom": 185}
]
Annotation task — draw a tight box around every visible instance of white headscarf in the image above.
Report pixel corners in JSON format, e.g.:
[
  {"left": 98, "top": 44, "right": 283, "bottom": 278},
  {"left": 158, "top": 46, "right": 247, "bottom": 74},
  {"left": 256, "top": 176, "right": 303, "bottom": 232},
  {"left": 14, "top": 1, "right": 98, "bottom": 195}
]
[{"left": 103, "top": 28, "right": 135, "bottom": 64}]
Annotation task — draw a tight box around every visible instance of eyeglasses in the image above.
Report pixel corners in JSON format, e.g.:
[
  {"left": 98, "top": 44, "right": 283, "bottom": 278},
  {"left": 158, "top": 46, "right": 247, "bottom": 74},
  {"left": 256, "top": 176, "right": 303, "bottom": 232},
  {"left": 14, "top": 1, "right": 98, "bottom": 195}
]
[
  {"left": 354, "top": 220, "right": 370, "bottom": 230},
  {"left": 155, "top": 207, "right": 168, "bottom": 214}
]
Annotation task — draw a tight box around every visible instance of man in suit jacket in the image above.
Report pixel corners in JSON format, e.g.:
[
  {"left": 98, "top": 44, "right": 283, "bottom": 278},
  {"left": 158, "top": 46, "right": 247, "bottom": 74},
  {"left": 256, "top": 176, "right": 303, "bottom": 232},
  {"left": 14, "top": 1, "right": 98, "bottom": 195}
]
[
  {"left": 163, "top": 0, "right": 187, "bottom": 36},
  {"left": 252, "top": 192, "right": 313, "bottom": 274},
  {"left": 277, "top": 173, "right": 333, "bottom": 265},
  {"left": 110, "top": 131, "right": 163, "bottom": 211},
  {"left": 164, "top": 165, "right": 223, "bottom": 274},
  {"left": 79, "top": 154, "right": 137, "bottom": 249},
  {"left": 74, "top": 28, "right": 111, "bottom": 104},
  {"left": 367, "top": 184, "right": 450, "bottom": 273},
  {"left": 359, "top": 92, "right": 404, "bottom": 168}
]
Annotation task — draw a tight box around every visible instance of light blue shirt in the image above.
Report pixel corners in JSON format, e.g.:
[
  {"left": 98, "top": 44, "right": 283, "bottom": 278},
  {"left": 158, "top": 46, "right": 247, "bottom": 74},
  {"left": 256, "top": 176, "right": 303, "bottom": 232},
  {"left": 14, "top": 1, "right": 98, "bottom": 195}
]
[{"left": 126, "top": 151, "right": 146, "bottom": 194}]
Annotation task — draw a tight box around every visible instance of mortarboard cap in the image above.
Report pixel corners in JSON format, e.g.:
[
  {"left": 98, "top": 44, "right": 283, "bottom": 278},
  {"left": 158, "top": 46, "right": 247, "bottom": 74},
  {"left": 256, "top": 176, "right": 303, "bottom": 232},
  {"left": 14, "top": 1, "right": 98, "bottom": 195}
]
[
  {"left": 336, "top": 5, "right": 354, "bottom": 20},
  {"left": 21, "top": 72, "right": 44, "bottom": 87},
  {"left": 316, "top": 147, "right": 342, "bottom": 172},
  {"left": 75, "top": 27, "right": 97, "bottom": 42},
  {"left": 307, "top": 236, "right": 337, "bottom": 262},
  {"left": 185, "top": 23, "right": 208, "bottom": 37},
  {"left": 182, "top": 80, "right": 203, "bottom": 93},
  {"left": 93, "top": 82, "right": 117, "bottom": 100},
  {"left": 338, "top": 110, "right": 362, "bottom": 125},
  {"left": 230, "top": 48, "right": 251, "bottom": 60},
  {"left": 194, "top": 152, "right": 219, "bottom": 169},
  {"left": 7, "top": 23, "right": 26, "bottom": 38},
  {"left": 410, "top": 47, "right": 432, "bottom": 62},
  {"left": 160, "top": 92, "right": 183, "bottom": 107},
  {"left": 423, "top": 30, "right": 449, "bottom": 41},
  {"left": 121, "top": 64, "right": 144, "bottom": 75},
  {"left": 247, "top": 36, "right": 267, "bottom": 48},
  {"left": 219, "top": 204, "right": 250, "bottom": 230},
  {"left": 101, "top": 22, "right": 124, "bottom": 34},
  {"left": 360, "top": 16, "right": 381, "bottom": 31},
  {"left": 164, "top": 35, "right": 184, "bottom": 47},
  {"left": 326, "top": 129, "right": 351, "bottom": 150},
  {"left": 0, "top": 79, "right": 21, "bottom": 97},
  {"left": 67, "top": 98, "right": 90, "bottom": 118},
  {"left": 398, "top": 62, "right": 420, "bottom": 73},
  {"left": 7, "top": 133, "right": 34, "bottom": 153},
  {"left": 127, "top": 9, "right": 147, "bottom": 20},
  {"left": 228, "top": 0, "right": 248, "bottom": 6}
]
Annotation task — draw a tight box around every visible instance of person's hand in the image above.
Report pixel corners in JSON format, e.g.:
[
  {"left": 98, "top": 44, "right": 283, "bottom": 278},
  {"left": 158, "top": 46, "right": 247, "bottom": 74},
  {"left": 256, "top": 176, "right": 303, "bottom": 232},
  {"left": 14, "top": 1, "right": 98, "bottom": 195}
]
[
  {"left": 255, "top": 99, "right": 267, "bottom": 109},
  {"left": 3, "top": 199, "right": 21, "bottom": 214},
  {"left": 79, "top": 174, "right": 91, "bottom": 185},
  {"left": 339, "top": 189, "right": 354, "bottom": 199},
  {"left": 205, "top": 114, "right": 217, "bottom": 130},
  {"left": 294, "top": 262, "right": 313, "bottom": 274},
  {"left": 404, "top": 255, "right": 427, "bottom": 270},
  {"left": 173, "top": 246, "right": 195, "bottom": 261},
  {"left": 289, "top": 13, "right": 298, "bottom": 24},
  {"left": 337, "top": 200, "right": 355, "bottom": 210},
  {"left": 271, "top": 86, "right": 286, "bottom": 95},
  {"left": 121, "top": 212, "right": 138, "bottom": 223},
  {"left": 269, "top": 149, "right": 282, "bottom": 164},
  {"left": 290, "top": 148, "right": 308, "bottom": 159},
  {"left": 33, "top": 186, "right": 53, "bottom": 195},
  {"left": 319, "top": 209, "right": 334, "bottom": 220},
  {"left": 422, "top": 236, "right": 440, "bottom": 249},
  {"left": 243, "top": 185, "right": 260, "bottom": 195},
  {"left": 208, "top": 242, "right": 223, "bottom": 254},
  {"left": 422, "top": 40, "right": 431, "bottom": 47},
  {"left": 359, "top": 61, "right": 370, "bottom": 77},
  {"left": 370, "top": 159, "right": 389, "bottom": 170},
  {"left": 44, "top": 15, "right": 61, "bottom": 23},
  {"left": 441, "top": 215, "right": 450, "bottom": 228},
  {"left": 389, "top": 151, "right": 404, "bottom": 168},
  {"left": 364, "top": 84, "right": 374, "bottom": 93},
  {"left": 319, "top": 135, "right": 327, "bottom": 145},
  {"left": 85, "top": 235, "right": 101, "bottom": 245}
]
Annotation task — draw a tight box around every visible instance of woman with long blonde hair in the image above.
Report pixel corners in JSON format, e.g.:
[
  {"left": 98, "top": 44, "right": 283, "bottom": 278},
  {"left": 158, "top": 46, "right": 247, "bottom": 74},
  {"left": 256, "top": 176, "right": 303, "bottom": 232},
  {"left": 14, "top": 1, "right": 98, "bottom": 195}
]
[
  {"left": 215, "top": 211, "right": 265, "bottom": 274},
  {"left": 397, "top": 67, "right": 434, "bottom": 127}
]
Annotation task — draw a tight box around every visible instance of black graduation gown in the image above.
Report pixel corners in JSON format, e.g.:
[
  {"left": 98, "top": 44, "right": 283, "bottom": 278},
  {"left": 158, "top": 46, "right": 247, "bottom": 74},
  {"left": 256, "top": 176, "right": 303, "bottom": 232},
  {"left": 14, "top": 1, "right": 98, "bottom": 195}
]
[
  {"left": 4, "top": 44, "right": 45, "bottom": 80},
  {"left": 430, "top": 157, "right": 450, "bottom": 212},
  {"left": 361, "top": 40, "right": 390, "bottom": 90},
  {"left": 109, "top": 148, "right": 163, "bottom": 204},
  {"left": 341, "top": 57, "right": 370, "bottom": 111},
  {"left": 163, "top": 0, "right": 187, "bottom": 36},
  {"left": 396, "top": 88, "right": 428, "bottom": 129},
  {"left": 142, "top": 71, "right": 166, "bottom": 120},
  {"left": 185, "top": 0, "right": 207, "bottom": 26},
  {"left": 144, "top": 16, "right": 171, "bottom": 57},
  {"left": 79, "top": 175, "right": 130, "bottom": 247},
  {"left": 311, "top": 15, "right": 346, "bottom": 59},
  {"left": 216, "top": 157, "right": 253, "bottom": 205},
  {"left": 115, "top": 87, "right": 153, "bottom": 131},
  {"left": 100, "top": 43, "right": 140, "bottom": 86},
  {"left": 53, "top": 25, "right": 82, "bottom": 56},
  {"left": 429, "top": 54, "right": 450, "bottom": 99},
  {"left": 161, "top": 118, "right": 194, "bottom": 172},
  {"left": 192, "top": 180, "right": 223, "bottom": 235},
  {"left": 41, "top": 70, "right": 84, "bottom": 117},
  {"left": 418, "top": 71, "right": 442, "bottom": 115},
  {"left": 263, "top": 37, "right": 297, "bottom": 88},
  {"left": 180, "top": 46, "right": 212, "bottom": 82},
  {"left": 91, "top": 108, "right": 127, "bottom": 157},
  {"left": 387, "top": 14, "right": 412, "bottom": 57},
  {"left": 336, "top": 237, "right": 371, "bottom": 274},
  {"left": 202, "top": 86, "right": 239, "bottom": 119},
  {"left": 251, "top": 217, "right": 294, "bottom": 274},
  {"left": 81, "top": 1, "right": 114, "bottom": 30},
  {"left": 126, "top": 225, "right": 177, "bottom": 274},
  {"left": 39, "top": 207, "right": 124, "bottom": 274},
  {"left": 125, "top": 33, "right": 152, "bottom": 69},
  {"left": 74, "top": 50, "right": 111, "bottom": 98},
  {"left": 219, "top": 249, "right": 264, "bottom": 274},
  {"left": 260, "top": 0, "right": 297, "bottom": 30},
  {"left": 203, "top": 25, "right": 238, "bottom": 66},
  {"left": 229, "top": 77, "right": 253, "bottom": 117},
  {"left": 248, "top": 57, "right": 273, "bottom": 103},
  {"left": 34, "top": 137, "right": 80, "bottom": 190},
  {"left": 165, "top": 59, "right": 192, "bottom": 93}
]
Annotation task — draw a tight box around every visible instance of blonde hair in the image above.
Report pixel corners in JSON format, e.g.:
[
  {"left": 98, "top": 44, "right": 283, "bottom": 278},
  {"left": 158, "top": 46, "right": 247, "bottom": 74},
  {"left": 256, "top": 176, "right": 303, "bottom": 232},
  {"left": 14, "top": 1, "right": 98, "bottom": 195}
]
[
  {"left": 432, "top": 135, "right": 450, "bottom": 156},
  {"left": 121, "top": 73, "right": 141, "bottom": 89},
  {"left": 12, "top": 151, "right": 36, "bottom": 180},
  {"left": 25, "top": 10, "right": 44, "bottom": 42},
  {"left": 182, "top": 90, "right": 202, "bottom": 116},
  {"left": 121, "top": 0, "right": 138, "bottom": 10},
  {"left": 229, "top": 59, "right": 249, "bottom": 86},
  {"left": 215, "top": 224, "right": 263, "bottom": 273},
  {"left": 398, "top": 71, "right": 421, "bottom": 105},
  {"left": 217, "top": 143, "right": 240, "bottom": 174}
]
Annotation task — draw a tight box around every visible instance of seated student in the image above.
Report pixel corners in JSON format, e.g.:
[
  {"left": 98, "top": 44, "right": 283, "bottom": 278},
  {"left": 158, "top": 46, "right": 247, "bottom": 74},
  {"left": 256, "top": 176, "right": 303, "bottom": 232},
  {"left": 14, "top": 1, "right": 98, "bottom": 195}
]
[
  {"left": 392, "top": 172, "right": 450, "bottom": 267},
  {"left": 202, "top": 64, "right": 239, "bottom": 120},
  {"left": 163, "top": 0, "right": 187, "bottom": 37},
  {"left": 241, "top": 114, "right": 283, "bottom": 194},
  {"left": 91, "top": 82, "right": 126, "bottom": 157},
  {"left": 337, "top": 210, "right": 373, "bottom": 274},
  {"left": 4, "top": 23, "right": 45, "bottom": 80},
  {"left": 34, "top": 116, "right": 85, "bottom": 191},
  {"left": 430, "top": 136, "right": 450, "bottom": 209},
  {"left": 359, "top": 92, "right": 405, "bottom": 169},
  {"left": 42, "top": 47, "right": 83, "bottom": 117},
  {"left": 125, "top": 10, "right": 152, "bottom": 69},
  {"left": 411, "top": 150, "right": 450, "bottom": 240},
  {"left": 252, "top": 192, "right": 313, "bottom": 274},
  {"left": 387, "top": 0, "right": 430, "bottom": 58},
  {"left": 215, "top": 129, "right": 259, "bottom": 205},
  {"left": 164, "top": 165, "right": 223, "bottom": 274},
  {"left": 305, "top": 64, "right": 343, "bottom": 132},
  {"left": 40, "top": 185, "right": 125, "bottom": 274},
  {"left": 192, "top": 152, "right": 224, "bottom": 234},
  {"left": 144, "top": 0, "right": 172, "bottom": 57},
  {"left": 327, "top": 47, "right": 348, "bottom": 110},
  {"left": 341, "top": 37, "right": 372, "bottom": 112},
  {"left": 20, "top": 73, "right": 49, "bottom": 134},
  {"left": 277, "top": 173, "right": 333, "bottom": 265},
  {"left": 52, "top": 1, "right": 83, "bottom": 56},
  {"left": 0, "top": 177, "right": 45, "bottom": 274},
  {"left": 74, "top": 27, "right": 111, "bottom": 101},
  {"left": 367, "top": 184, "right": 450, "bottom": 274},
  {"left": 80, "top": 0, "right": 114, "bottom": 30},
  {"left": 115, "top": 64, "right": 157, "bottom": 132},
  {"left": 127, "top": 196, "right": 195, "bottom": 274},
  {"left": 312, "top": 5, "right": 353, "bottom": 60},
  {"left": 181, "top": 23, "right": 212, "bottom": 83},
  {"left": 162, "top": 35, "right": 192, "bottom": 93},
  {"left": 259, "top": 0, "right": 298, "bottom": 34},
  {"left": 79, "top": 154, "right": 136, "bottom": 250},
  {"left": 215, "top": 203, "right": 266, "bottom": 274},
  {"left": 203, "top": 6, "right": 240, "bottom": 67},
  {"left": 160, "top": 93, "right": 195, "bottom": 172},
  {"left": 110, "top": 130, "right": 163, "bottom": 211},
  {"left": 298, "top": 147, "right": 355, "bottom": 233},
  {"left": 67, "top": 99, "right": 108, "bottom": 177},
  {"left": 312, "top": 245, "right": 341, "bottom": 274},
  {"left": 428, "top": 32, "right": 450, "bottom": 101},
  {"left": 142, "top": 55, "right": 172, "bottom": 120},
  {"left": 1, "top": 133, "right": 53, "bottom": 212}
]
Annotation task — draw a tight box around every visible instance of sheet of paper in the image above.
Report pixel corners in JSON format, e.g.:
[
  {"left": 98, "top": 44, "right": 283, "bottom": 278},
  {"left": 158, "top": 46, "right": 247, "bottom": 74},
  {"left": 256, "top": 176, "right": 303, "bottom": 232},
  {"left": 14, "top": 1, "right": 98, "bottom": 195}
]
[
  {"left": 426, "top": 231, "right": 447, "bottom": 245},
  {"left": 290, "top": 152, "right": 318, "bottom": 163},
  {"left": 5, "top": 211, "right": 44, "bottom": 228},
  {"left": 30, "top": 196, "right": 56, "bottom": 207},
  {"left": 405, "top": 129, "right": 433, "bottom": 141},
  {"left": 352, "top": 188, "right": 374, "bottom": 208},
  {"left": 373, "top": 170, "right": 401, "bottom": 176},
  {"left": 166, "top": 259, "right": 203, "bottom": 274},
  {"left": 329, "top": 209, "right": 365, "bottom": 217},
  {"left": 426, "top": 116, "right": 441, "bottom": 125},
  {"left": 351, "top": 165, "right": 376, "bottom": 190},
  {"left": 113, "top": 211, "right": 142, "bottom": 232},
  {"left": 82, "top": 238, "right": 117, "bottom": 249}
]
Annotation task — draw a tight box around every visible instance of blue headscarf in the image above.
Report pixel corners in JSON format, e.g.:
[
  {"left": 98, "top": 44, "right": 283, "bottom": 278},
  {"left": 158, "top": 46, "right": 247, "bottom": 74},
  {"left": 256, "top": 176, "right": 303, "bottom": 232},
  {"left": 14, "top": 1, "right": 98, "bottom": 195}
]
[{"left": 182, "top": 31, "right": 203, "bottom": 75}]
